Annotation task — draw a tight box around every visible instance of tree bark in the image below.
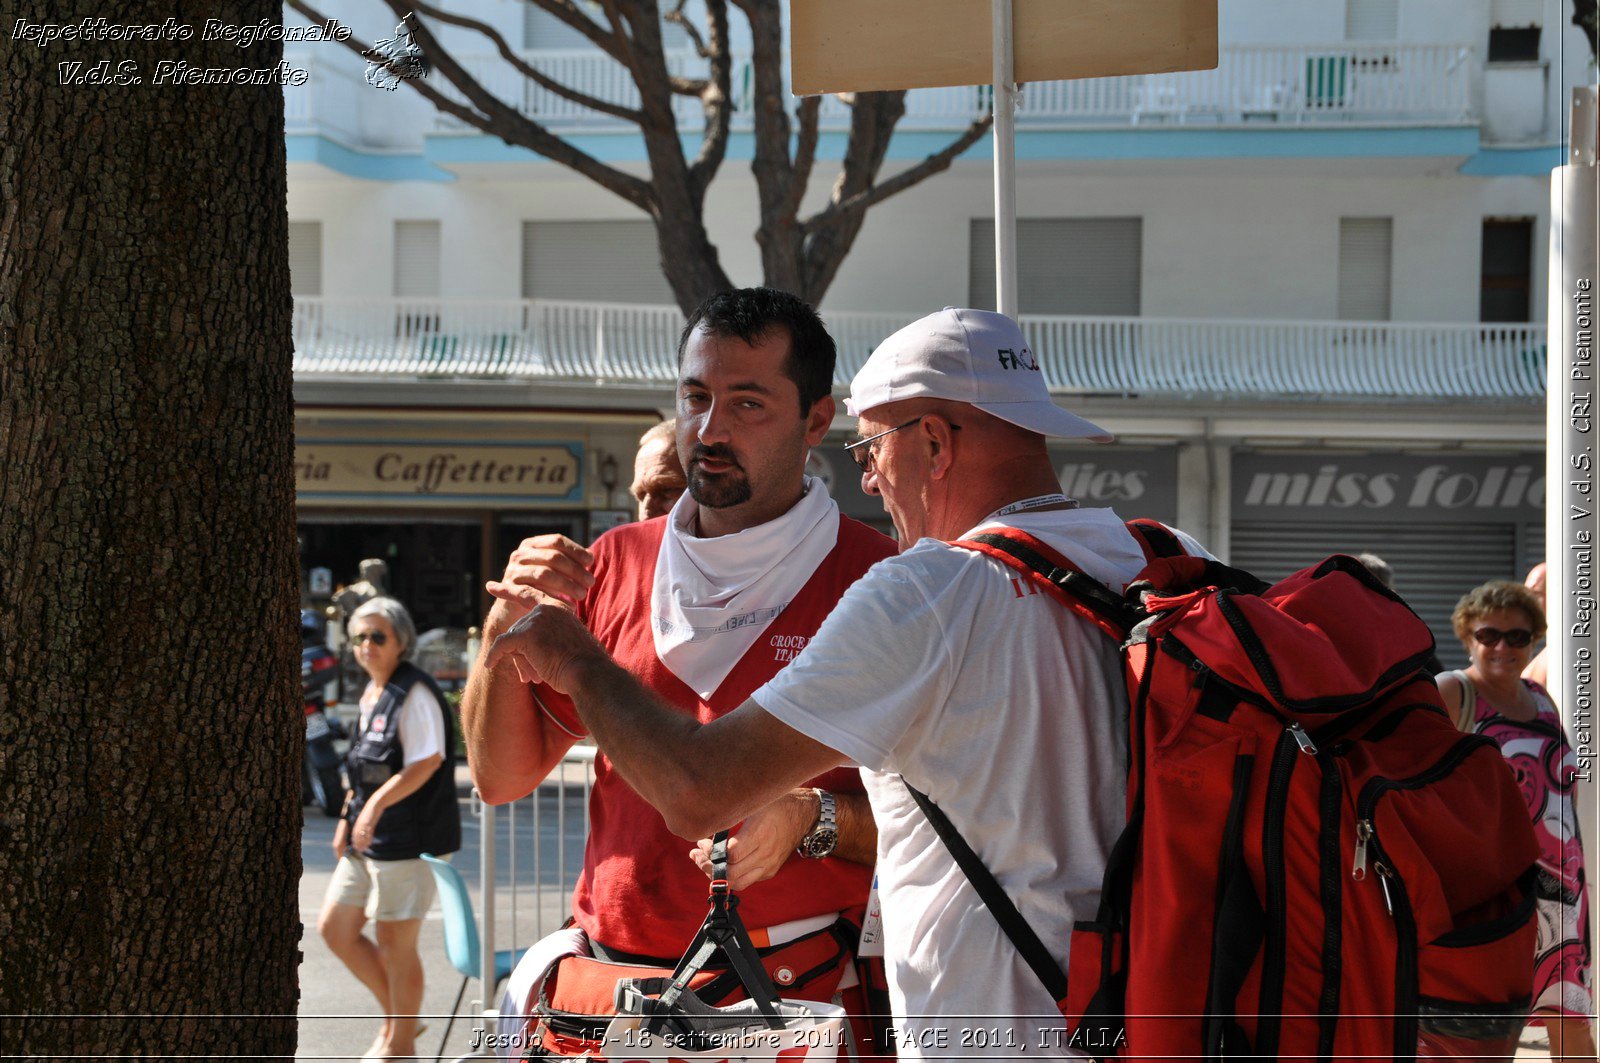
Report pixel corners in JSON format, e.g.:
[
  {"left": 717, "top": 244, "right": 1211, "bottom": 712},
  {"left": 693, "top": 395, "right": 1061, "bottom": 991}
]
[{"left": 0, "top": 3, "right": 301, "bottom": 1058}]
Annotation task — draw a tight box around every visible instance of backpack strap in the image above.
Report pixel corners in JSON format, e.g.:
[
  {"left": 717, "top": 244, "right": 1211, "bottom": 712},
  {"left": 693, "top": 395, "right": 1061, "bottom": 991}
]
[
  {"left": 952, "top": 529, "right": 1141, "bottom": 640},
  {"left": 901, "top": 780, "right": 1070, "bottom": 1008},
  {"left": 1125, "top": 518, "right": 1187, "bottom": 562}
]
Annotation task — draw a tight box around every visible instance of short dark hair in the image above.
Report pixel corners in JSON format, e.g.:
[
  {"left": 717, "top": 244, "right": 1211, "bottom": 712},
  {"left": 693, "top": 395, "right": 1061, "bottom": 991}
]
[{"left": 676, "top": 287, "right": 836, "bottom": 413}]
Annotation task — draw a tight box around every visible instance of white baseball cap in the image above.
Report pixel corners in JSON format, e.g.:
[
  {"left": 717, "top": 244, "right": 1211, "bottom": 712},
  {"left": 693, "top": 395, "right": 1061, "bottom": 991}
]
[{"left": 845, "top": 308, "right": 1114, "bottom": 442}]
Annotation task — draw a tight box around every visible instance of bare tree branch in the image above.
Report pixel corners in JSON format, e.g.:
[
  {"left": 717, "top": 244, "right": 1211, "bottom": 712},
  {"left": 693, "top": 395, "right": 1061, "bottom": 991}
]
[
  {"left": 779, "top": 96, "right": 821, "bottom": 220},
  {"left": 668, "top": 76, "right": 711, "bottom": 95},
  {"left": 410, "top": 0, "right": 644, "bottom": 123},
  {"left": 805, "top": 113, "right": 991, "bottom": 233},
  {"left": 664, "top": 0, "right": 710, "bottom": 58},
  {"left": 285, "top": 0, "right": 492, "bottom": 129},
  {"left": 286, "top": 0, "right": 655, "bottom": 212},
  {"left": 687, "top": 0, "right": 733, "bottom": 202},
  {"left": 524, "top": 0, "right": 631, "bottom": 64}
]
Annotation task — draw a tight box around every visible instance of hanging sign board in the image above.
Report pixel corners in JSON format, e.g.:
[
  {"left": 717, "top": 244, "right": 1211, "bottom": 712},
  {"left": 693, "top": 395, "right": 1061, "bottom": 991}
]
[{"left": 790, "top": 0, "right": 1217, "bottom": 95}]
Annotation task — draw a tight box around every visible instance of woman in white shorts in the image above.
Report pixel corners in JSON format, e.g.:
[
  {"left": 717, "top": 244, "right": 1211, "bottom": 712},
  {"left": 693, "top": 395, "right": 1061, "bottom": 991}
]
[{"left": 318, "top": 596, "right": 461, "bottom": 1062}]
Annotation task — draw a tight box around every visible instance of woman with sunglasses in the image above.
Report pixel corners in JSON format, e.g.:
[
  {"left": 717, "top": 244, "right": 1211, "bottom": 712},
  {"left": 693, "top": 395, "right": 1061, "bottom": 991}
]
[
  {"left": 318, "top": 596, "right": 461, "bottom": 1062},
  {"left": 1437, "top": 580, "right": 1593, "bottom": 1063}
]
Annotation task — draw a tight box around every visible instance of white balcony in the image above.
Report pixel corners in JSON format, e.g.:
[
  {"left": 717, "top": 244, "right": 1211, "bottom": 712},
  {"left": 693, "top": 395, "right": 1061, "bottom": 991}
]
[
  {"left": 292, "top": 297, "right": 1544, "bottom": 402},
  {"left": 422, "top": 41, "right": 1478, "bottom": 134}
]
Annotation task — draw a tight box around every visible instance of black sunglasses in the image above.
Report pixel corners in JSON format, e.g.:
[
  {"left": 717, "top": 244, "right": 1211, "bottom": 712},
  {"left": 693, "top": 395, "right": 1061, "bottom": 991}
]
[
  {"left": 350, "top": 631, "right": 389, "bottom": 647},
  {"left": 843, "top": 416, "right": 961, "bottom": 473},
  {"left": 1472, "top": 626, "right": 1533, "bottom": 649}
]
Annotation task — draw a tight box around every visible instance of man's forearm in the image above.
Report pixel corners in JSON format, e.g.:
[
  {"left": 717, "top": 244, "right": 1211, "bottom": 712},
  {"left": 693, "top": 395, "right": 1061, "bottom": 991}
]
[
  {"left": 566, "top": 654, "right": 722, "bottom": 834},
  {"left": 463, "top": 607, "right": 561, "bottom": 803},
  {"left": 831, "top": 791, "right": 876, "bottom": 866}
]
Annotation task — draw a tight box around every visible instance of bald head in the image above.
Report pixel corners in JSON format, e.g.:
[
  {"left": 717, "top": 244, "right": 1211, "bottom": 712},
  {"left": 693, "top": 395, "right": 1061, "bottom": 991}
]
[
  {"left": 632, "top": 420, "right": 687, "bottom": 520},
  {"left": 854, "top": 398, "right": 1061, "bottom": 544}
]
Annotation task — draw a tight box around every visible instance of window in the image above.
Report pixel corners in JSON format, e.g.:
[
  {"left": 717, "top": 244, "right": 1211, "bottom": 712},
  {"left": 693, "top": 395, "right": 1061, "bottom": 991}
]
[
  {"left": 394, "top": 221, "right": 441, "bottom": 298},
  {"left": 394, "top": 220, "right": 441, "bottom": 334},
  {"left": 1480, "top": 218, "right": 1534, "bottom": 323},
  {"left": 1337, "top": 217, "right": 1393, "bottom": 321},
  {"left": 521, "top": 220, "right": 676, "bottom": 304},
  {"left": 1344, "top": 0, "right": 1398, "bottom": 41},
  {"left": 1488, "top": 27, "right": 1541, "bottom": 62},
  {"left": 288, "top": 221, "right": 322, "bottom": 296},
  {"left": 968, "top": 218, "right": 1142, "bottom": 316}
]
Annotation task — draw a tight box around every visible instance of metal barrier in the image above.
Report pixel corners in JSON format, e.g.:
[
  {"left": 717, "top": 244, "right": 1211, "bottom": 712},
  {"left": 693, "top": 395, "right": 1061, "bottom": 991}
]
[{"left": 471, "top": 746, "right": 598, "bottom": 1024}]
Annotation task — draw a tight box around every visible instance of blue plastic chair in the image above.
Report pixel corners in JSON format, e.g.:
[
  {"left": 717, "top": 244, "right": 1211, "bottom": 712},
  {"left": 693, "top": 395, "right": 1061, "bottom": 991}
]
[{"left": 421, "top": 854, "right": 527, "bottom": 1061}]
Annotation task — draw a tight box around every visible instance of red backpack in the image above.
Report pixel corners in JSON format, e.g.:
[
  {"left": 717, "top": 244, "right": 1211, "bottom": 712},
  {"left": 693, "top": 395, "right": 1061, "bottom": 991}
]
[{"left": 910, "top": 520, "right": 1541, "bottom": 1061}]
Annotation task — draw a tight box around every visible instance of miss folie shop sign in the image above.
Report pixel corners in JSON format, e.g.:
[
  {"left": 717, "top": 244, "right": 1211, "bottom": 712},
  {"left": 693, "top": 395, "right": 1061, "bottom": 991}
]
[{"left": 294, "top": 441, "right": 584, "bottom": 504}]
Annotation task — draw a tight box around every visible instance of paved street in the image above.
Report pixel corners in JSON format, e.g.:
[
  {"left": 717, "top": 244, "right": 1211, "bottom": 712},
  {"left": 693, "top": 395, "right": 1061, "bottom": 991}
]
[{"left": 296, "top": 760, "right": 590, "bottom": 1062}]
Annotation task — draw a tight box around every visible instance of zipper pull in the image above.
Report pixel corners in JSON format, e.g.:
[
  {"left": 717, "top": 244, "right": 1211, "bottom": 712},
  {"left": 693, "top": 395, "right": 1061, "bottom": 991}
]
[
  {"left": 1352, "top": 819, "right": 1372, "bottom": 881},
  {"left": 1375, "top": 863, "right": 1396, "bottom": 916},
  {"left": 1289, "top": 722, "right": 1318, "bottom": 755}
]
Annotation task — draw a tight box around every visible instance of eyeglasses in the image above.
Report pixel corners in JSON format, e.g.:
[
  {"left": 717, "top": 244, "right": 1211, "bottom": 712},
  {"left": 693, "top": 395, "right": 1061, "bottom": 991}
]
[
  {"left": 843, "top": 416, "right": 961, "bottom": 473},
  {"left": 350, "top": 631, "right": 389, "bottom": 647},
  {"left": 1472, "top": 626, "right": 1534, "bottom": 649}
]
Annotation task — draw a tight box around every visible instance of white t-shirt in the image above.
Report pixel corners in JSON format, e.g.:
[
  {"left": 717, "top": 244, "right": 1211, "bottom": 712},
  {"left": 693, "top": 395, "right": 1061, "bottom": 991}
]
[
  {"left": 753, "top": 507, "right": 1203, "bottom": 1059},
  {"left": 359, "top": 681, "right": 446, "bottom": 766}
]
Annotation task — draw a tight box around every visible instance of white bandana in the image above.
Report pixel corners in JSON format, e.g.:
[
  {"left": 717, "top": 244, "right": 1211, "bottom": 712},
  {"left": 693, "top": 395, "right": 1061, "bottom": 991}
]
[{"left": 652, "top": 476, "right": 840, "bottom": 700}]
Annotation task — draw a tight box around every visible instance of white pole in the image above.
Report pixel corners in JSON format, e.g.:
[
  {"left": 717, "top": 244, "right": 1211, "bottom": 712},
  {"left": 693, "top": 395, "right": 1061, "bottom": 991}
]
[
  {"left": 1546, "top": 84, "right": 1598, "bottom": 963},
  {"left": 992, "top": 0, "right": 1018, "bottom": 319}
]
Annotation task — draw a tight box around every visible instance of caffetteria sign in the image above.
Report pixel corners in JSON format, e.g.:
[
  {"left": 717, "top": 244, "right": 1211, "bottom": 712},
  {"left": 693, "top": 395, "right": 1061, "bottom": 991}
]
[
  {"left": 294, "top": 440, "right": 584, "bottom": 504},
  {"left": 1232, "top": 452, "right": 1544, "bottom": 524}
]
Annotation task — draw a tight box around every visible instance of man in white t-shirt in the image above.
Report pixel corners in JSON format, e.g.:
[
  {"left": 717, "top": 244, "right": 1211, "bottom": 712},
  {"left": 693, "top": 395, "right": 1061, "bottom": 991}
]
[{"left": 487, "top": 308, "right": 1205, "bottom": 1058}]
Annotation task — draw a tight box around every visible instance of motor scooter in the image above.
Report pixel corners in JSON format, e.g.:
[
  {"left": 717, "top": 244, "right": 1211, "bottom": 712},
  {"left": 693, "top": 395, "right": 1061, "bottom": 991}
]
[{"left": 301, "top": 610, "right": 347, "bottom": 817}]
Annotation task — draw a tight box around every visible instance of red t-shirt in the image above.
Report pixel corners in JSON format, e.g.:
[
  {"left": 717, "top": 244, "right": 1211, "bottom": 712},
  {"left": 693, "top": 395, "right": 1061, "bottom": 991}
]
[{"left": 536, "top": 514, "right": 897, "bottom": 958}]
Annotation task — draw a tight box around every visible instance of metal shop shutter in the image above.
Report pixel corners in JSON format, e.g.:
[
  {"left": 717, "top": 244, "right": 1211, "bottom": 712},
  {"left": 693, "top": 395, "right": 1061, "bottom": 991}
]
[
  {"left": 521, "top": 220, "right": 676, "bottom": 304},
  {"left": 1337, "top": 217, "right": 1392, "bottom": 321},
  {"left": 289, "top": 221, "right": 322, "bottom": 296},
  {"left": 968, "top": 217, "right": 1142, "bottom": 316},
  {"left": 393, "top": 220, "right": 441, "bottom": 298},
  {"left": 1344, "top": 0, "right": 1398, "bottom": 40},
  {"left": 1230, "top": 520, "right": 1520, "bottom": 670}
]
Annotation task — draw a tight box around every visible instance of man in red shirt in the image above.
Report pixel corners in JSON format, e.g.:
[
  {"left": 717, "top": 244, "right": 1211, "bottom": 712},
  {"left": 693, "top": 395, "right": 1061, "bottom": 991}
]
[{"left": 462, "top": 288, "right": 896, "bottom": 1049}]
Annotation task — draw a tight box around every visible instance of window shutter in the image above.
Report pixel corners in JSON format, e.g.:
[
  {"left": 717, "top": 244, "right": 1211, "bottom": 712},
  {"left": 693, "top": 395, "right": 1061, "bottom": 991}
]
[
  {"left": 523, "top": 6, "right": 592, "bottom": 48},
  {"left": 522, "top": 220, "right": 674, "bottom": 303},
  {"left": 288, "top": 221, "right": 322, "bottom": 297},
  {"left": 1337, "top": 217, "right": 1392, "bottom": 321},
  {"left": 969, "top": 217, "right": 1142, "bottom": 315},
  {"left": 394, "top": 220, "right": 441, "bottom": 298},
  {"left": 1344, "top": 0, "right": 1399, "bottom": 40},
  {"left": 524, "top": 4, "right": 686, "bottom": 49},
  {"left": 1490, "top": 0, "right": 1542, "bottom": 26}
]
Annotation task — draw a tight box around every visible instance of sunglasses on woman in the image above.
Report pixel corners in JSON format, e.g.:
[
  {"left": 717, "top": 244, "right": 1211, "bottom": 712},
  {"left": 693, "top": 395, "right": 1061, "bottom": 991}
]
[
  {"left": 349, "top": 631, "right": 389, "bottom": 647},
  {"left": 1472, "top": 626, "right": 1533, "bottom": 649}
]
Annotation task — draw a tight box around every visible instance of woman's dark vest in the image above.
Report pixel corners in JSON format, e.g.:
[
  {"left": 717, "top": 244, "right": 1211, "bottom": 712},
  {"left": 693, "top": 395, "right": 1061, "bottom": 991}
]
[{"left": 345, "top": 661, "right": 461, "bottom": 860}]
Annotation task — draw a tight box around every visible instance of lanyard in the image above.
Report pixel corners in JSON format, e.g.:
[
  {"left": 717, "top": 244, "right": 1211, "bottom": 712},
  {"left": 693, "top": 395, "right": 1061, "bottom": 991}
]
[{"left": 992, "top": 493, "right": 1077, "bottom": 519}]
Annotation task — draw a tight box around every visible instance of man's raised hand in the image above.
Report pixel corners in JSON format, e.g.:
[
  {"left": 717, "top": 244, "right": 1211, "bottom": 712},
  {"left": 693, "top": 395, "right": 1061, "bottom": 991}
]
[
  {"left": 485, "top": 534, "right": 597, "bottom": 614},
  {"left": 484, "top": 599, "right": 609, "bottom": 695}
]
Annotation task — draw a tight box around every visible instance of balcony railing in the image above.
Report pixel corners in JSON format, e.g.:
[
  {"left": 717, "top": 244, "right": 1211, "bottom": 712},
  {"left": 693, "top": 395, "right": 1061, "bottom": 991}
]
[
  {"left": 292, "top": 297, "right": 1544, "bottom": 402},
  {"left": 423, "top": 41, "right": 1477, "bottom": 135}
]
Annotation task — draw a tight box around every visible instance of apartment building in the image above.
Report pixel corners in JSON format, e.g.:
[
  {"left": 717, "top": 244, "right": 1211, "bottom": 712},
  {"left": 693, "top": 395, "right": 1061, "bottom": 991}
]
[{"left": 284, "top": 0, "right": 1590, "bottom": 658}]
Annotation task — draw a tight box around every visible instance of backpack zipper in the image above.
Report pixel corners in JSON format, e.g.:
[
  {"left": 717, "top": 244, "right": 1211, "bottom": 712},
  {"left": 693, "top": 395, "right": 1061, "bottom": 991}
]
[{"left": 1254, "top": 724, "right": 1317, "bottom": 1058}]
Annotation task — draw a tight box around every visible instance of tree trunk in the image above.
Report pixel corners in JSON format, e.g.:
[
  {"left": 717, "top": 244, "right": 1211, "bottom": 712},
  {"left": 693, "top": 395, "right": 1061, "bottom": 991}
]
[{"left": 0, "top": 3, "right": 301, "bottom": 1058}]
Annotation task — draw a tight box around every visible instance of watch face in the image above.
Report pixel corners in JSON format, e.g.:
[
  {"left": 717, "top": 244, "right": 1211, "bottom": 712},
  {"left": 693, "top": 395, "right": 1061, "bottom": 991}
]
[{"left": 807, "top": 829, "right": 839, "bottom": 857}]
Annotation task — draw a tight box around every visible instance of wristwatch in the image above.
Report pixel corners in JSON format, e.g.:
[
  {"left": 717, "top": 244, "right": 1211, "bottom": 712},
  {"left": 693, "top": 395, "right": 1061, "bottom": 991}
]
[{"left": 796, "top": 788, "right": 838, "bottom": 859}]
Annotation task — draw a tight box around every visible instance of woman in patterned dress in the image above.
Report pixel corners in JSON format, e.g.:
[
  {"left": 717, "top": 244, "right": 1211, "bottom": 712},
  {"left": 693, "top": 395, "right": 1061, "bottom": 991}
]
[{"left": 1438, "top": 580, "right": 1594, "bottom": 1062}]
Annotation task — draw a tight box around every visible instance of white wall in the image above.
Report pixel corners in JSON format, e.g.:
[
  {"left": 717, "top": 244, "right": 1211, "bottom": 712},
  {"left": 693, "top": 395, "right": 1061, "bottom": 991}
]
[{"left": 290, "top": 160, "right": 1554, "bottom": 325}]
